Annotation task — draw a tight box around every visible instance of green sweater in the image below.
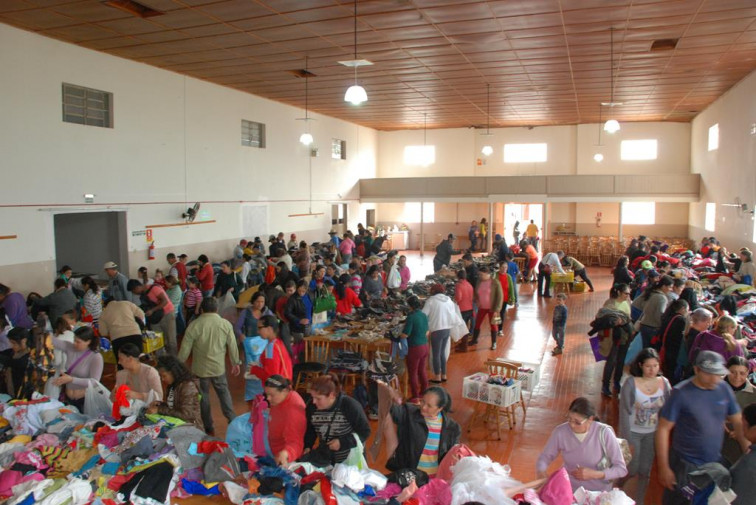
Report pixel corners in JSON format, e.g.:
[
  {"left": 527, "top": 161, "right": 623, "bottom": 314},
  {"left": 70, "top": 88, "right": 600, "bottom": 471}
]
[
  {"left": 178, "top": 313, "right": 241, "bottom": 377},
  {"left": 403, "top": 310, "right": 429, "bottom": 347}
]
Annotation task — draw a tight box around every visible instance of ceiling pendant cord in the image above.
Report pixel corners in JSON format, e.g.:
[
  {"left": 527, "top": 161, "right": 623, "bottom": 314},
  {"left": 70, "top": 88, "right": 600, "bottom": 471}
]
[
  {"left": 486, "top": 83, "right": 491, "bottom": 135},
  {"left": 424, "top": 113, "right": 427, "bottom": 145},
  {"left": 305, "top": 56, "right": 309, "bottom": 120},
  {"left": 610, "top": 27, "right": 615, "bottom": 105},
  {"left": 353, "top": 0, "right": 357, "bottom": 61}
]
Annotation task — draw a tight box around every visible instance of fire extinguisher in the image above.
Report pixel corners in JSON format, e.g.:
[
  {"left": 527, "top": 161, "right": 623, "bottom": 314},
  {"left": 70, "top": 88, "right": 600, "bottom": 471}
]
[{"left": 148, "top": 241, "right": 156, "bottom": 260}]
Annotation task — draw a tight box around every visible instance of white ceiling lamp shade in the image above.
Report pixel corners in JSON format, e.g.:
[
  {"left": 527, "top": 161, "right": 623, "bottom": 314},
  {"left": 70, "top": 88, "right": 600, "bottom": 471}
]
[
  {"left": 296, "top": 56, "right": 315, "bottom": 146},
  {"left": 344, "top": 82, "right": 368, "bottom": 105},
  {"left": 340, "top": 0, "right": 370, "bottom": 106},
  {"left": 481, "top": 83, "right": 493, "bottom": 156},
  {"left": 593, "top": 153, "right": 604, "bottom": 162},
  {"left": 602, "top": 27, "right": 623, "bottom": 134}
]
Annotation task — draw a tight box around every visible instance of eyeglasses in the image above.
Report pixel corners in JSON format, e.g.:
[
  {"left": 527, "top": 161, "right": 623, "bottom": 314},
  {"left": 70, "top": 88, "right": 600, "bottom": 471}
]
[{"left": 566, "top": 415, "right": 589, "bottom": 426}]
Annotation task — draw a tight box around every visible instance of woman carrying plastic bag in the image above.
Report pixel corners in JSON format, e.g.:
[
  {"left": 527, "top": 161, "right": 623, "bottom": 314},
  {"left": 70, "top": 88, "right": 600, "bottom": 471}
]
[{"left": 84, "top": 379, "right": 113, "bottom": 418}]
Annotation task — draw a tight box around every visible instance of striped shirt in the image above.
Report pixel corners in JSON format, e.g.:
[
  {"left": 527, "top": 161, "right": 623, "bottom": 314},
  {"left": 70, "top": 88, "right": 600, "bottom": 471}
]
[
  {"left": 184, "top": 288, "right": 203, "bottom": 309},
  {"left": 417, "top": 413, "right": 443, "bottom": 475}
]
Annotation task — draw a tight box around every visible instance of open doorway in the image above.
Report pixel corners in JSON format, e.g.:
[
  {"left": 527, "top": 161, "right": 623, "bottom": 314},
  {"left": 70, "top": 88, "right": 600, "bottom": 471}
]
[
  {"left": 54, "top": 211, "right": 128, "bottom": 279},
  {"left": 331, "top": 204, "right": 347, "bottom": 236},
  {"left": 504, "top": 203, "right": 543, "bottom": 245}
]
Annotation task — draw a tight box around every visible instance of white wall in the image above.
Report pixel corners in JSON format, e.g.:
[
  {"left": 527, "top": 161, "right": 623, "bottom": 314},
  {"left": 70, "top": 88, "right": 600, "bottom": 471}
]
[
  {"left": 377, "top": 122, "right": 690, "bottom": 177},
  {"left": 689, "top": 70, "right": 756, "bottom": 251},
  {"left": 0, "top": 23, "right": 377, "bottom": 292}
]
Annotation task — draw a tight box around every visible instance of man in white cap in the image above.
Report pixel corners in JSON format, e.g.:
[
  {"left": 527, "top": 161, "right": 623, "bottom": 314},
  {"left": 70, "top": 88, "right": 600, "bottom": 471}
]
[
  {"left": 104, "top": 261, "right": 129, "bottom": 302},
  {"left": 328, "top": 229, "right": 340, "bottom": 248},
  {"left": 656, "top": 350, "right": 749, "bottom": 505}
]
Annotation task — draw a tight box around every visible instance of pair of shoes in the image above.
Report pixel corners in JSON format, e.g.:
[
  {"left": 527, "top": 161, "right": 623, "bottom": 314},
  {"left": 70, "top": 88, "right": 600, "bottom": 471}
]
[
  {"left": 601, "top": 387, "right": 612, "bottom": 398},
  {"left": 544, "top": 294, "right": 552, "bottom": 298},
  {"left": 490, "top": 343, "right": 497, "bottom": 350},
  {"left": 497, "top": 331, "right": 503, "bottom": 337},
  {"left": 551, "top": 347, "right": 563, "bottom": 355}
]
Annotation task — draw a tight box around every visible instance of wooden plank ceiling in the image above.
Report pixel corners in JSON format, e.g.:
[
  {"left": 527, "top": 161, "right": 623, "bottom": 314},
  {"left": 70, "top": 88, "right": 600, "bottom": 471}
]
[{"left": 2, "top": 0, "right": 755, "bottom": 130}]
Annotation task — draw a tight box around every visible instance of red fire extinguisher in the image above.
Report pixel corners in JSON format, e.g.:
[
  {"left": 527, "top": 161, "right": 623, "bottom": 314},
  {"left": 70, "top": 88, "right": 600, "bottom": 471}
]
[{"left": 148, "top": 240, "right": 156, "bottom": 260}]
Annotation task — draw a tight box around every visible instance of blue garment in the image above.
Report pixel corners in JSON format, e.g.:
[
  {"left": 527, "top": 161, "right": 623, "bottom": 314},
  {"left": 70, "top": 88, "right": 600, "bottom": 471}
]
[
  {"left": 507, "top": 261, "right": 520, "bottom": 278},
  {"left": 660, "top": 378, "right": 740, "bottom": 466},
  {"left": 330, "top": 236, "right": 341, "bottom": 248},
  {"left": 181, "top": 479, "right": 220, "bottom": 496},
  {"left": 243, "top": 336, "right": 266, "bottom": 401}
]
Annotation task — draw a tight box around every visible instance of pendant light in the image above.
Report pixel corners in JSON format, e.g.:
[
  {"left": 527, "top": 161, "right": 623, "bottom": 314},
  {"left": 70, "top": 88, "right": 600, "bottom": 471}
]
[
  {"left": 342, "top": 0, "right": 369, "bottom": 105},
  {"left": 602, "top": 27, "right": 622, "bottom": 134},
  {"left": 593, "top": 106, "right": 604, "bottom": 162},
  {"left": 297, "top": 56, "right": 314, "bottom": 146},
  {"left": 481, "top": 83, "right": 494, "bottom": 156}
]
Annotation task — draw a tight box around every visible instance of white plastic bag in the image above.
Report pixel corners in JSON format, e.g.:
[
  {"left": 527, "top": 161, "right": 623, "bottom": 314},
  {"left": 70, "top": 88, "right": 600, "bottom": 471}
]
[
  {"left": 344, "top": 433, "right": 368, "bottom": 470},
  {"left": 217, "top": 291, "right": 236, "bottom": 316},
  {"left": 450, "top": 304, "right": 469, "bottom": 343},
  {"left": 43, "top": 372, "right": 61, "bottom": 400},
  {"left": 84, "top": 379, "right": 113, "bottom": 418}
]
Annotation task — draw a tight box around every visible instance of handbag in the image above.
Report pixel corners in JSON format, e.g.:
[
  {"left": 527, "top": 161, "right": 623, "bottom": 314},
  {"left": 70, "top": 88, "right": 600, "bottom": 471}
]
[
  {"left": 589, "top": 335, "right": 608, "bottom": 362},
  {"left": 597, "top": 424, "right": 632, "bottom": 472}
]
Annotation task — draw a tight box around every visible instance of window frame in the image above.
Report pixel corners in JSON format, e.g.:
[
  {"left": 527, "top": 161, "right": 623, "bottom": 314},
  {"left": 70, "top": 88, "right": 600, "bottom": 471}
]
[
  {"left": 331, "top": 138, "right": 347, "bottom": 160},
  {"left": 62, "top": 83, "right": 113, "bottom": 128},
  {"left": 241, "top": 119, "right": 266, "bottom": 148}
]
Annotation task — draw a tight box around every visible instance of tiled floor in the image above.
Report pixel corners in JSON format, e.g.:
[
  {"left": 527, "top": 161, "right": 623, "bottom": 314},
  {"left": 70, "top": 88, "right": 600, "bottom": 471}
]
[{"left": 176, "top": 251, "right": 660, "bottom": 504}]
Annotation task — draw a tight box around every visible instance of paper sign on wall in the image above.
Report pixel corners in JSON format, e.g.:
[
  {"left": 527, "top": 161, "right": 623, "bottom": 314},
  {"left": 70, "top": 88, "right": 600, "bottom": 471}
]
[{"left": 146, "top": 229, "right": 153, "bottom": 242}]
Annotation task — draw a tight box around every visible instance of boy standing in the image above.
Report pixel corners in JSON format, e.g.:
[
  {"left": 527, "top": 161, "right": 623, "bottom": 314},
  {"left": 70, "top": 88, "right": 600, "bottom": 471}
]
[{"left": 551, "top": 293, "right": 568, "bottom": 355}]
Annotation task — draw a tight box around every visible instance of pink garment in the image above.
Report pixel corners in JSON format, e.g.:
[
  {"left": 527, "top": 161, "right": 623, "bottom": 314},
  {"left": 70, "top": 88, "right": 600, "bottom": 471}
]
[
  {"left": 375, "top": 483, "right": 403, "bottom": 499},
  {"left": 0, "top": 470, "right": 43, "bottom": 497},
  {"left": 539, "top": 467, "right": 573, "bottom": 505},
  {"left": 28, "top": 434, "right": 60, "bottom": 449},
  {"left": 436, "top": 444, "right": 476, "bottom": 482},
  {"left": 477, "top": 280, "right": 491, "bottom": 309},
  {"left": 413, "top": 478, "right": 452, "bottom": 505},
  {"left": 14, "top": 451, "right": 47, "bottom": 469}
]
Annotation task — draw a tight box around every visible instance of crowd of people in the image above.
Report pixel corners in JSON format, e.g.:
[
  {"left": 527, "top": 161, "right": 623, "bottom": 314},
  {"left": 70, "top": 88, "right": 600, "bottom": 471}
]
[{"left": 0, "top": 228, "right": 754, "bottom": 505}]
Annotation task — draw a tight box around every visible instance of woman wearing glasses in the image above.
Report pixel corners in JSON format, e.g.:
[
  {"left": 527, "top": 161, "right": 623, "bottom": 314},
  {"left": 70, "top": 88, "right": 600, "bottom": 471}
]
[{"left": 536, "top": 397, "right": 627, "bottom": 491}]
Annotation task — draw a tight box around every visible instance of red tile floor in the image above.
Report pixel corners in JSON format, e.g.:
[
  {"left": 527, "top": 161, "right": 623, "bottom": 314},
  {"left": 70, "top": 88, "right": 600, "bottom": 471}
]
[{"left": 179, "top": 252, "right": 660, "bottom": 504}]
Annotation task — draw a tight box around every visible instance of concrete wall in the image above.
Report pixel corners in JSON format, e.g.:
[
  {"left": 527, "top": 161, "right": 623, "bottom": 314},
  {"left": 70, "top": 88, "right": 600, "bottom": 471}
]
[
  {"left": 0, "top": 23, "right": 377, "bottom": 294},
  {"left": 689, "top": 70, "right": 756, "bottom": 251}
]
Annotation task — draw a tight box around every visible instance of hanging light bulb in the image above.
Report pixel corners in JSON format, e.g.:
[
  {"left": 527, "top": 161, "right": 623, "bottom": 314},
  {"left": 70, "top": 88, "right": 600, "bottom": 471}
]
[
  {"left": 593, "top": 153, "right": 604, "bottom": 162},
  {"left": 601, "top": 27, "right": 622, "bottom": 134},
  {"left": 343, "top": 0, "right": 368, "bottom": 105},
  {"left": 299, "top": 132, "right": 313, "bottom": 146},
  {"left": 481, "top": 83, "right": 494, "bottom": 156},
  {"left": 603, "top": 119, "right": 620, "bottom": 134},
  {"left": 296, "top": 57, "right": 316, "bottom": 146}
]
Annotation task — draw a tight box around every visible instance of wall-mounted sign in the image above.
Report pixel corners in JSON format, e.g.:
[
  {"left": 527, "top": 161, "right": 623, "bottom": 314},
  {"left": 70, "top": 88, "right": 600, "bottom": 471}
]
[{"left": 146, "top": 229, "right": 153, "bottom": 242}]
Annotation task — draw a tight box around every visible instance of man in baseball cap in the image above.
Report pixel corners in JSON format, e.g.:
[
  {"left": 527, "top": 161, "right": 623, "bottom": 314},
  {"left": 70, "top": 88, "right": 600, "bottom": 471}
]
[
  {"left": 104, "top": 261, "right": 129, "bottom": 301},
  {"left": 656, "top": 350, "right": 749, "bottom": 505}
]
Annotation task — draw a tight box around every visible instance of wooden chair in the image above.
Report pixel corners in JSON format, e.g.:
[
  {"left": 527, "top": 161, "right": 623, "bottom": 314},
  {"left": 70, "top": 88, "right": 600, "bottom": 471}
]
[
  {"left": 467, "top": 360, "right": 521, "bottom": 440},
  {"left": 293, "top": 337, "right": 330, "bottom": 392},
  {"left": 587, "top": 243, "right": 601, "bottom": 266}
]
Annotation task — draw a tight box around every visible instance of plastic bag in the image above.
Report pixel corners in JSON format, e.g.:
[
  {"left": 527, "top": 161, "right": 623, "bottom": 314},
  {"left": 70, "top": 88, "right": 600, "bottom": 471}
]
[
  {"left": 83, "top": 379, "right": 113, "bottom": 418},
  {"left": 624, "top": 332, "right": 643, "bottom": 365},
  {"left": 43, "top": 372, "right": 61, "bottom": 400},
  {"left": 344, "top": 433, "right": 368, "bottom": 470},
  {"left": 217, "top": 292, "right": 236, "bottom": 317},
  {"left": 225, "top": 412, "right": 253, "bottom": 456}
]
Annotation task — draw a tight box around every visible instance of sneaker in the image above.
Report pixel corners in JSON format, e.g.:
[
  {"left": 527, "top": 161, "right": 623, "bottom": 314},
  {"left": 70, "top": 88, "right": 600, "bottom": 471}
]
[
  {"left": 601, "top": 387, "right": 612, "bottom": 398},
  {"left": 490, "top": 343, "right": 497, "bottom": 350},
  {"left": 551, "top": 347, "right": 563, "bottom": 355},
  {"left": 368, "top": 412, "right": 379, "bottom": 420},
  {"left": 544, "top": 294, "right": 552, "bottom": 298}
]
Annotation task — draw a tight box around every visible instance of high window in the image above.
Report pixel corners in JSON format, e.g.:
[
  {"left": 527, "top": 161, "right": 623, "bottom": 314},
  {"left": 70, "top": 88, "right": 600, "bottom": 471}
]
[
  {"left": 705, "top": 202, "right": 716, "bottom": 232},
  {"left": 241, "top": 120, "right": 265, "bottom": 148},
  {"left": 620, "top": 139, "right": 657, "bottom": 161},
  {"left": 503, "top": 143, "right": 547, "bottom": 163},
  {"left": 621, "top": 202, "right": 655, "bottom": 225},
  {"left": 62, "top": 83, "right": 113, "bottom": 128}
]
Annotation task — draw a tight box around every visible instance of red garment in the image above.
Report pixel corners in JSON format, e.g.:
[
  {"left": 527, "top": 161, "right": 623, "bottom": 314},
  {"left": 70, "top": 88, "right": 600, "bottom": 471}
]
[
  {"left": 196, "top": 263, "right": 215, "bottom": 291},
  {"left": 175, "top": 262, "right": 188, "bottom": 290},
  {"left": 195, "top": 440, "right": 229, "bottom": 454},
  {"left": 249, "top": 339, "right": 293, "bottom": 382},
  {"left": 112, "top": 384, "right": 131, "bottom": 420},
  {"left": 268, "top": 391, "right": 306, "bottom": 461},
  {"left": 335, "top": 288, "right": 362, "bottom": 315},
  {"left": 454, "top": 280, "right": 473, "bottom": 312},
  {"left": 498, "top": 273, "right": 511, "bottom": 304},
  {"left": 275, "top": 296, "right": 289, "bottom": 322}
]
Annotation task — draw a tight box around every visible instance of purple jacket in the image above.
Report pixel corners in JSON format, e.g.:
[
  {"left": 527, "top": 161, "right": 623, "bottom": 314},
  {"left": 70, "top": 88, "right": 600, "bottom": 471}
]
[
  {"left": 536, "top": 422, "right": 627, "bottom": 491},
  {"left": 2, "top": 292, "right": 33, "bottom": 329},
  {"left": 689, "top": 330, "right": 744, "bottom": 363}
]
